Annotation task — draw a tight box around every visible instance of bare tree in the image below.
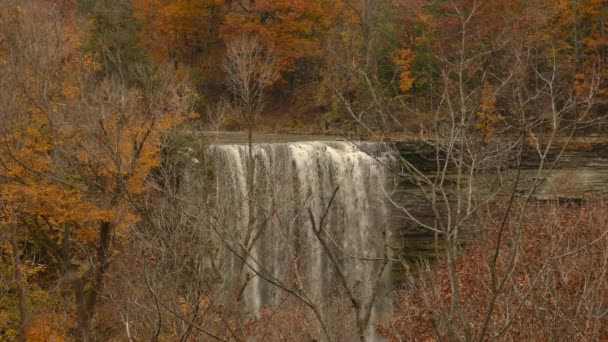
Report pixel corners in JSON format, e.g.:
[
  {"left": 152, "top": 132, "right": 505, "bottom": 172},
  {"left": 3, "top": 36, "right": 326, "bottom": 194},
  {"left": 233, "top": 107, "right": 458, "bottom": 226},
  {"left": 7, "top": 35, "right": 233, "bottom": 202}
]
[
  {"left": 103, "top": 129, "right": 235, "bottom": 341},
  {"left": 223, "top": 35, "right": 278, "bottom": 317},
  {"left": 328, "top": 0, "right": 605, "bottom": 340},
  {"left": 224, "top": 35, "right": 278, "bottom": 146}
]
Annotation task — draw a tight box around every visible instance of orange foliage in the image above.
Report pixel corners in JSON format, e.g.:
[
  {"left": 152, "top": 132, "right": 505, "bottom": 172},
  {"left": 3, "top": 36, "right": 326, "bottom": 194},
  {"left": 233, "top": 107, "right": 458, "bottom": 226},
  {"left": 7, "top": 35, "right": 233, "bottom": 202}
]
[
  {"left": 391, "top": 47, "right": 415, "bottom": 93},
  {"left": 222, "top": 0, "right": 338, "bottom": 74},
  {"left": 25, "top": 312, "right": 69, "bottom": 341},
  {"left": 133, "top": 0, "right": 226, "bottom": 65},
  {"left": 475, "top": 82, "right": 503, "bottom": 140},
  {"left": 0, "top": 1, "right": 196, "bottom": 337}
]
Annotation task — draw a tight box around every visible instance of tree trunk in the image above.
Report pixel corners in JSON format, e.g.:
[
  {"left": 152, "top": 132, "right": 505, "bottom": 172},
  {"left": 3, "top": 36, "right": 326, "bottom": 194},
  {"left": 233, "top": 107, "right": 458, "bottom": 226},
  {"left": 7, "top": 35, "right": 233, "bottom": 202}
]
[
  {"left": 10, "top": 224, "right": 28, "bottom": 341},
  {"left": 75, "top": 221, "right": 113, "bottom": 341},
  {"left": 75, "top": 278, "right": 91, "bottom": 340},
  {"left": 363, "top": 0, "right": 379, "bottom": 79}
]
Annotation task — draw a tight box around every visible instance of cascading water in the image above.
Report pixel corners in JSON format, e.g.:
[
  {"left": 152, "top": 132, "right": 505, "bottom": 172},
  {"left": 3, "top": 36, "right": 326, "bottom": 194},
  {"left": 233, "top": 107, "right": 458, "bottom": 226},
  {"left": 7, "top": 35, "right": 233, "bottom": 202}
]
[{"left": 211, "top": 140, "right": 394, "bottom": 327}]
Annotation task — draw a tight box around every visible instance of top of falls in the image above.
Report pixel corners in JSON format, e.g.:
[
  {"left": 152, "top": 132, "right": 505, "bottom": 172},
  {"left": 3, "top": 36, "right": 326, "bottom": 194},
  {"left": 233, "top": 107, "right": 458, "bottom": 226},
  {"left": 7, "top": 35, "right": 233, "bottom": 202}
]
[
  {"left": 204, "top": 131, "right": 350, "bottom": 145},
  {"left": 203, "top": 132, "right": 395, "bottom": 157}
]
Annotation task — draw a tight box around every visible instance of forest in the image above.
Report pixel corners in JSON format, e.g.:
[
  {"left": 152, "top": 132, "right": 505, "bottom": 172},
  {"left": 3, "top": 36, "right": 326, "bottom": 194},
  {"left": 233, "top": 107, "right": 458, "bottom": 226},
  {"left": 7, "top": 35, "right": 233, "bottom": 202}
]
[{"left": 0, "top": 0, "right": 607, "bottom": 341}]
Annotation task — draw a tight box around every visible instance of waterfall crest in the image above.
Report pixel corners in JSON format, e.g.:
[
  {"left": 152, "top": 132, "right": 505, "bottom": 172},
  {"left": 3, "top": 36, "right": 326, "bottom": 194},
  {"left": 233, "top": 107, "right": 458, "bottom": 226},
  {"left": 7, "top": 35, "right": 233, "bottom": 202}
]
[{"left": 211, "top": 141, "right": 393, "bottom": 317}]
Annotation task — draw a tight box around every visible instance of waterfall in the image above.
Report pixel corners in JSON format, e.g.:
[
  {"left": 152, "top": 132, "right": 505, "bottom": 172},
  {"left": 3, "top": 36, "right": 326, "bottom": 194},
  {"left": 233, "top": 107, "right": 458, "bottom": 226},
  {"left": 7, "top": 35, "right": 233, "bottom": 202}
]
[{"left": 211, "top": 141, "right": 394, "bottom": 322}]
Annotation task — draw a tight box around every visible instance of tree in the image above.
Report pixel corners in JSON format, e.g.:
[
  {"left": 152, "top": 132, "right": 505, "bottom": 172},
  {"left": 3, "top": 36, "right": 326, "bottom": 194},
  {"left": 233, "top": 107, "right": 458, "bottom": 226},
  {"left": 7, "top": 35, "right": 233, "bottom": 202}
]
[
  {"left": 333, "top": 0, "right": 605, "bottom": 340},
  {"left": 101, "top": 130, "right": 236, "bottom": 340},
  {"left": 224, "top": 35, "right": 278, "bottom": 137},
  {"left": 389, "top": 200, "right": 608, "bottom": 340},
  {"left": 0, "top": 1, "right": 196, "bottom": 339},
  {"left": 85, "top": 0, "right": 149, "bottom": 78},
  {"left": 223, "top": 34, "right": 277, "bottom": 208},
  {"left": 133, "top": 0, "right": 226, "bottom": 73},
  {"left": 222, "top": 0, "right": 336, "bottom": 77}
]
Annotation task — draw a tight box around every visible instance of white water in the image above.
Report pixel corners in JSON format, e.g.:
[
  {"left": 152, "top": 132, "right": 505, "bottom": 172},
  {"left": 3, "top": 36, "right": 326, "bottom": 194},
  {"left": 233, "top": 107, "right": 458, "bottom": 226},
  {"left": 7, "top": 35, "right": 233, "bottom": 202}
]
[{"left": 211, "top": 141, "right": 393, "bottom": 322}]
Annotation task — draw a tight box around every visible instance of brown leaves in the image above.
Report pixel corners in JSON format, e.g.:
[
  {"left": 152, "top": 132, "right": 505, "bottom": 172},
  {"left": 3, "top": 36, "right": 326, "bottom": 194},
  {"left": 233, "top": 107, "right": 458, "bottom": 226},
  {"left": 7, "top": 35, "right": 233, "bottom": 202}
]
[{"left": 387, "top": 201, "right": 608, "bottom": 340}]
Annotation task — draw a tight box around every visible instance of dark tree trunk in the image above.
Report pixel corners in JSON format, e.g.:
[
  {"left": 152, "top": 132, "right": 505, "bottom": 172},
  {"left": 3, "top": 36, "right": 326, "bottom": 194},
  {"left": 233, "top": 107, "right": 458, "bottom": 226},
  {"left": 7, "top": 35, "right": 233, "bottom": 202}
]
[
  {"left": 75, "top": 221, "right": 113, "bottom": 341},
  {"left": 11, "top": 224, "right": 28, "bottom": 341}
]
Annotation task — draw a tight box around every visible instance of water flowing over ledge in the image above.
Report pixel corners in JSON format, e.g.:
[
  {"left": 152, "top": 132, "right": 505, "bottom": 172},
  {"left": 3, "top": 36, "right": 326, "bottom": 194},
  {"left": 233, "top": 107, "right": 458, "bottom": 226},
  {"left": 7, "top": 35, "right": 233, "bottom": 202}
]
[{"left": 210, "top": 140, "right": 395, "bottom": 326}]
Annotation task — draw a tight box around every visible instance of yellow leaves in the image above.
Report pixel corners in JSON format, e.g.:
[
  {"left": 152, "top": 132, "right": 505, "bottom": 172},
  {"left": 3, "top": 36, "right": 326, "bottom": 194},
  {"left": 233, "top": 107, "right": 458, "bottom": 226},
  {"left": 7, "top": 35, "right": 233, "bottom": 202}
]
[
  {"left": 475, "top": 82, "right": 503, "bottom": 140},
  {"left": 113, "top": 211, "right": 139, "bottom": 235},
  {"left": 339, "top": 29, "right": 358, "bottom": 45},
  {"left": 2, "top": 181, "right": 110, "bottom": 225},
  {"left": 0, "top": 16, "right": 192, "bottom": 336},
  {"left": 74, "top": 227, "right": 97, "bottom": 243},
  {"left": 391, "top": 47, "right": 415, "bottom": 94},
  {"left": 0, "top": 4, "right": 196, "bottom": 338},
  {"left": 74, "top": 53, "right": 101, "bottom": 72},
  {"left": 0, "top": 204, "right": 14, "bottom": 226},
  {"left": 60, "top": 84, "right": 80, "bottom": 101},
  {"left": 525, "top": 132, "right": 540, "bottom": 149},
  {"left": 178, "top": 296, "right": 192, "bottom": 316},
  {"left": 21, "top": 260, "right": 46, "bottom": 279},
  {"left": 54, "top": 53, "right": 99, "bottom": 105},
  {"left": 0, "top": 311, "right": 19, "bottom": 341},
  {"left": 67, "top": 83, "right": 191, "bottom": 198},
  {"left": 187, "top": 112, "right": 201, "bottom": 120},
  {"left": 23, "top": 127, "right": 52, "bottom": 153},
  {"left": 1, "top": 123, "right": 55, "bottom": 176}
]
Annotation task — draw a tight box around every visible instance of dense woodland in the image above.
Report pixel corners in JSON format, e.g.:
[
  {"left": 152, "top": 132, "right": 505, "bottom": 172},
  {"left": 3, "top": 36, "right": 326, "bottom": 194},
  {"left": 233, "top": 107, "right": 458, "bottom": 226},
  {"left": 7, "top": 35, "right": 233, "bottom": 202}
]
[{"left": 0, "top": 0, "right": 607, "bottom": 341}]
